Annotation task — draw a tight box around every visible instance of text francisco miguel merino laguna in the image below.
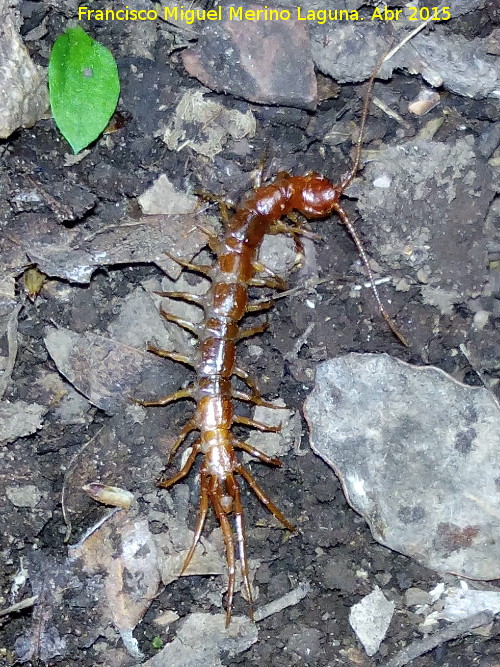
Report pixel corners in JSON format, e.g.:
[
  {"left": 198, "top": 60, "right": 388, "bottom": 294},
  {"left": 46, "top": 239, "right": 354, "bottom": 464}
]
[{"left": 77, "top": 5, "right": 406, "bottom": 23}]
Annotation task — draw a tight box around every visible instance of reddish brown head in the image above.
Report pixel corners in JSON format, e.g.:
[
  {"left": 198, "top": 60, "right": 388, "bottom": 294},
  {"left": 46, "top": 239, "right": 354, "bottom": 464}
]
[{"left": 288, "top": 173, "right": 341, "bottom": 219}]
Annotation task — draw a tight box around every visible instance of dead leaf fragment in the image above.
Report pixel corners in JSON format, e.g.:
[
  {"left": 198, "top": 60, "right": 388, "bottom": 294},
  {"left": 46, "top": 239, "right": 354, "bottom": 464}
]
[
  {"left": 69, "top": 511, "right": 161, "bottom": 659},
  {"left": 408, "top": 89, "right": 441, "bottom": 115},
  {"left": 163, "top": 90, "right": 256, "bottom": 158},
  {"left": 21, "top": 267, "right": 46, "bottom": 300},
  {"left": 0, "top": 303, "right": 22, "bottom": 399},
  {"left": 1, "top": 211, "right": 215, "bottom": 286},
  {"left": 13, "top": 554, "right": 72, "bottom": 663},
  {"left": 138, "top": 174, "right": 198, "bottom": 215},
  {"left": 44, "top": 327, "right": 175, "bottom": 413}
]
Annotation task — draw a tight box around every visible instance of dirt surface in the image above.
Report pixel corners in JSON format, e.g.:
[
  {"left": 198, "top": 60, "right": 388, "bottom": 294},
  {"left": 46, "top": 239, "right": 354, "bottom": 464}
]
[{"left": 1, "top": 1, "right": 499, "bottom": 666}]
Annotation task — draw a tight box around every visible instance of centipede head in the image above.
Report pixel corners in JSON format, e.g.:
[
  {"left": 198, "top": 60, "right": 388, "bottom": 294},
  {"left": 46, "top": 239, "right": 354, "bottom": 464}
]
[{"left": 291, "top": 173, "right": 342, "bottom": 219}]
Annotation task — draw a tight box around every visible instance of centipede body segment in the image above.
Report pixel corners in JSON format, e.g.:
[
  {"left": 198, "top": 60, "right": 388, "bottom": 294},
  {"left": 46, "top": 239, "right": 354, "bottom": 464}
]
[{"left": 136, "top": 64, "right": 406, "bottom": 626}]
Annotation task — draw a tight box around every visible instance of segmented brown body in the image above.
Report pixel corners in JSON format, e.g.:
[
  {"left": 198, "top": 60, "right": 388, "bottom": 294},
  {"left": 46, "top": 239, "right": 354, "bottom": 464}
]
[{"left": 138, "top": 63, "right": 406, "bottom": 626}]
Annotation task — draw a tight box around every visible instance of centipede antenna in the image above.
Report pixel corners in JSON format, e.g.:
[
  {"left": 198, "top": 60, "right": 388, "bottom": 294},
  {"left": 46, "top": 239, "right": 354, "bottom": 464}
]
[
  {"left": 335, "top": 203, "right": 408, "bottom": 347},
  {"left": 340, "top": 50, "right": 388, "bottom": 192}
]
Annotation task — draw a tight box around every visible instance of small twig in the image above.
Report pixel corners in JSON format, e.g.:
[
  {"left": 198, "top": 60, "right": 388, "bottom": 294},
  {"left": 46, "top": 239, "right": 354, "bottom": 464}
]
[
  {"left": 25, "top": 176, "right": 74, "bottom": 221},
  {"left": 384, "top": 611, "right": 495, "bottom": 667},
  {"left": 383, "top": 16, "right": 435, "bottom": 64},
  {"left": 283, "top": 322, "right": 315, "bottom": 364},
  {"left": 61, "top": 427, "right": 104, "bottom": 541},
  {"left": 372, "top": 10, "right": 441, "bottom": 134},
  {"left": 0, "top": 595, "right": 38, "bottom": 618},
  {"left": 372, "top": 96, "right": 412, "bottom": 130},
  {"left": 82, "top": 220, "right": 150, "bottom": 243},
  {"left": 254, "top": 582, "right": 311, "bottom": 622}
]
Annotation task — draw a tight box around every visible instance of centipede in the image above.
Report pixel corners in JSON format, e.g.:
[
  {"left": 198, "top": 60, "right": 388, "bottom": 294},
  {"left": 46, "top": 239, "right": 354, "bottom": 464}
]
[{"left": 136, "top": 60, "right": 407, "bottom": 626}]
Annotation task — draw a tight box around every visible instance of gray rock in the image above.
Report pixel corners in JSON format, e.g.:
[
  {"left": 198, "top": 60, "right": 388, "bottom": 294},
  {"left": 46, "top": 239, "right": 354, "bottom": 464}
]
[
  {"left": 0, "top": 0, "right": 48, "bottom": 138},
  {"left": 305, "top": 353, "right": 500, "bottom": 580}
]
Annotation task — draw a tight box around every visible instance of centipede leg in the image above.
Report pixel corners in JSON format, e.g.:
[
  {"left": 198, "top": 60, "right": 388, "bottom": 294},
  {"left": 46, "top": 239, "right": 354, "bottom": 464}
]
[
  {"left": 233, "top": 366, "right": 265, "bottom": 396},
  {"left": 234, "top": 440, "right": 282, "bottom": 466},
  {"left": 216, "top": 201, "right": 232, "bottom": 225},
  {"left": 164, "top": 251, "right": 213, "bottom": 278},
  {"left": 251, "top": 261, "right": 287, "bottom": 290},
  {"left": 247, "top": 276, "right": 284, "bottom": 289},
  {"left": 158, "top": 438, "right": 201, "bottom": 488},
  {"left": 283, "top": 215, "right": 306, "bottom": 268},
  {"left": 146, "top": 344, "right": 195, "bottom": 368},
  {"left": 232, "top": 389, "right": 285, "bottom": 410},
  {"left": 160, "top": 307, "right": 200, "bottom": 336},
  {"left": 233, "top": 415, "right": 281, "bottom": 432},
  {"left": 167, "top": 418, "right": 199, "bottom": 463},
  {"left": 245, "top": 299, "right": 274, "bottom": 313},
  {"left": 195, "top": 189, "right": 235, "bottom": 223},
  {"left": 237, "top": 464, "right": 295, "bottom": 532},
  {"left": 233, "top": 368, "right": 289, "bottom": 409},
  {"left": 154, "top": 291, "right": 204, "bottom": 306},
  {"left": 179, "top": 470, "right": 209, "bottom": 574},
  {"left": 133, "top": 385, "right": 195, "bottom": 407},
  {"left": 210, "top": 478, "right": 237, "bottom": 626},
  {"left": 236, "top": 322, "right": 268, "bottom": 341},
  {"left": 252, "top": 150, "right": 277, "bottom": 189},
  {"left": 194, "top": 224, "right": 221, "bottom": 253},
  {"left": 226, "top": 474, "right": 254, "bottom": 622},
  {"left": 269, "top": 217, "right": 321, "bottom": 242}
]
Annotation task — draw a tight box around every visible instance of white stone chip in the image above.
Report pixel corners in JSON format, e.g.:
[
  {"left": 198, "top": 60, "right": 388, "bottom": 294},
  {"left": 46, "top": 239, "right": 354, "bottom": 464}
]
[{"left": 349, "top": 587, "right": 395, "bottom": 656}]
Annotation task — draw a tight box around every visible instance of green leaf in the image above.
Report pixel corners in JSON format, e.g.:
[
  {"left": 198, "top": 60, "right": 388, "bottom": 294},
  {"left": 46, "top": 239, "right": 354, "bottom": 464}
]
[{"left": 48, "top": 26, "right": 120, "bottom": 153}]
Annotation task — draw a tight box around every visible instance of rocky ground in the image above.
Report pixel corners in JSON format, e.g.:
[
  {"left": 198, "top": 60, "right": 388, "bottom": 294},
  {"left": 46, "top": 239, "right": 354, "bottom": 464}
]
[{"left": 0, "top": 1, "right": 499, "bottom": 665}]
